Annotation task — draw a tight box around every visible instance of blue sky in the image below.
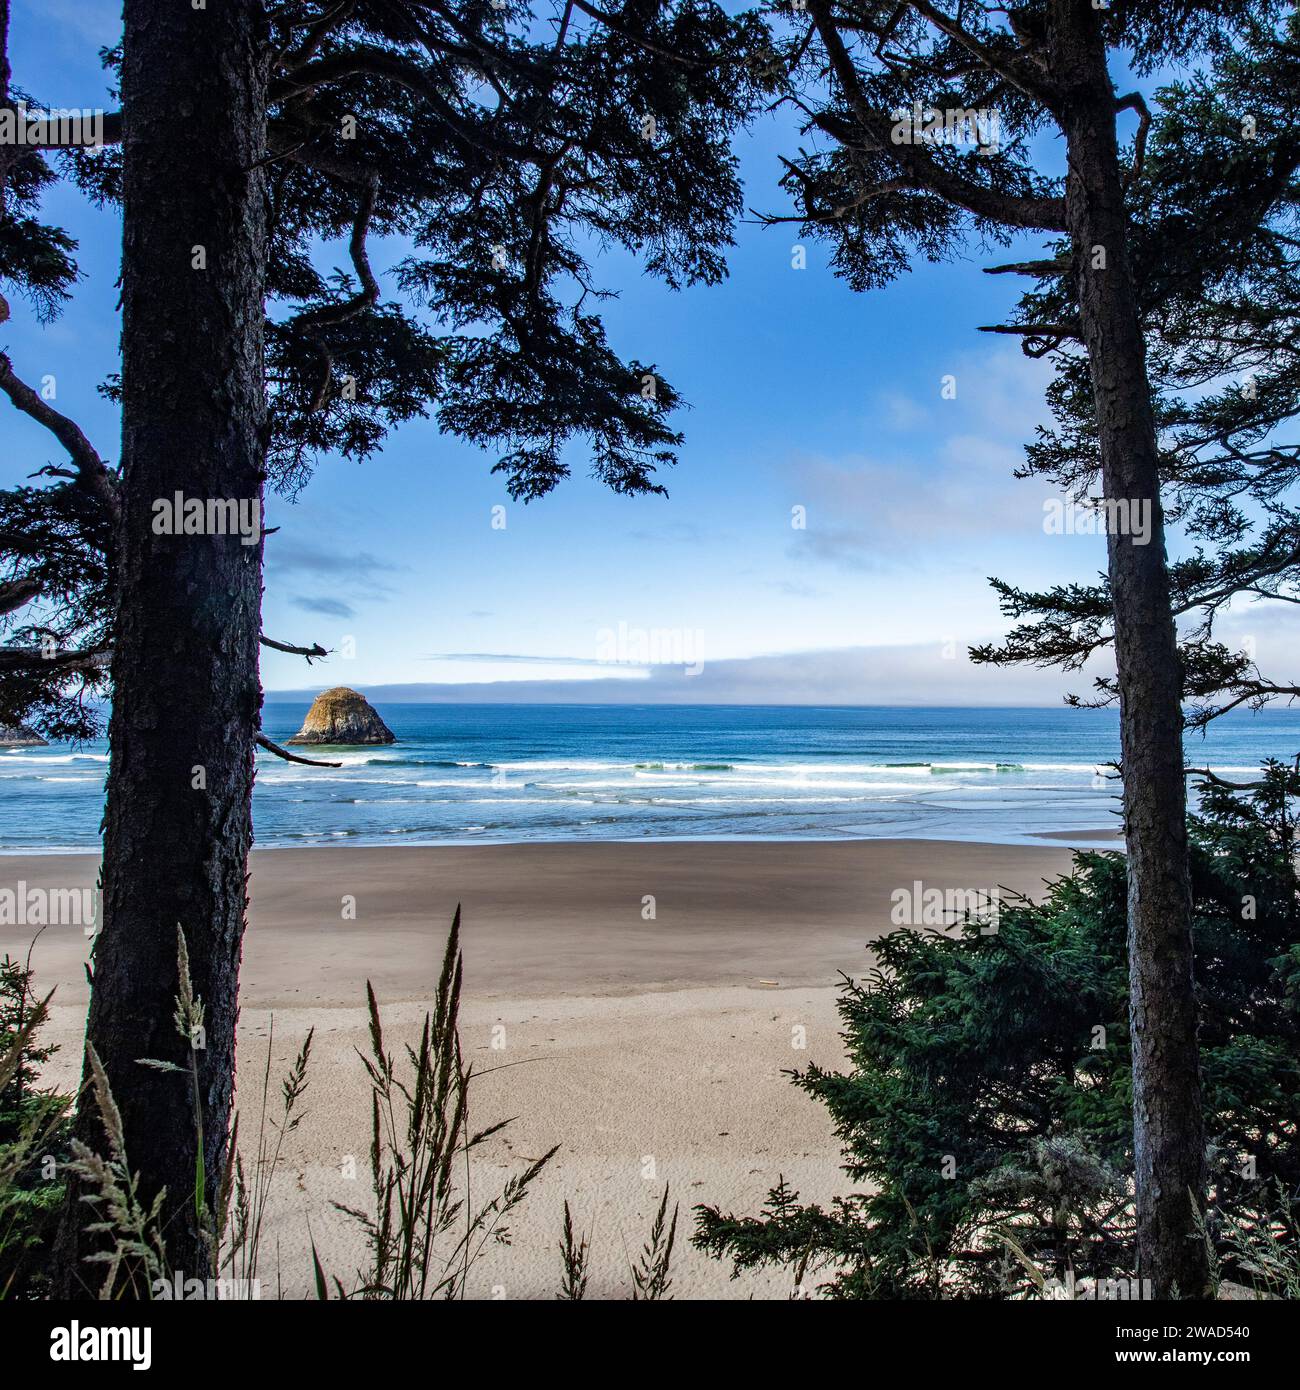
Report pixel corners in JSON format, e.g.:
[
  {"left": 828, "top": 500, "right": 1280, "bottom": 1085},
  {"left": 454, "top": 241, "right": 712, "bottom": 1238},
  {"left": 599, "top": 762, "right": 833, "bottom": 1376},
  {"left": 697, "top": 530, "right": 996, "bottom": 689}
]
[{"left": 7, "top": 2, "right": 1286, "bottom": 706}]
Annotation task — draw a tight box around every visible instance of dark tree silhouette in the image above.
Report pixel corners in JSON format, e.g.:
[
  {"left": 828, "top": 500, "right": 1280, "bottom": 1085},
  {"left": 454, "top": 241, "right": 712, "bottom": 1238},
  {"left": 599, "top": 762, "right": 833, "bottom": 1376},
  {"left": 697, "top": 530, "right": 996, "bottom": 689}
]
[
  {"left": 755, "top": 0, "right": 1276, "bottom": 1297},
  {"left": 0, "top": 0, "right": 769, "bottom": 1289},
  {"left": 974, "top": 15, "right": 1300, "bottom": 745}
]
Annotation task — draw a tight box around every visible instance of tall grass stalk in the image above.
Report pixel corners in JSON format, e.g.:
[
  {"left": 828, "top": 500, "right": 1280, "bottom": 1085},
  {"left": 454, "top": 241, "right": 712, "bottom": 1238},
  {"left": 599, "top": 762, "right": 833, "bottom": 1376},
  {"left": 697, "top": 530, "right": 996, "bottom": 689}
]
[
  {"left": 557, "top": 1200, "right": 591, "bottom": 1300},
  {"left": 65, "top": 1042, "right": 170, "bottom": 1298},
  {"left": 74, "top": 925, "right": 311, "bottom": 1297},
  {"left": 556, "top": 1186, "right": 680, "bottom": 1300},
  {"left": 325, "top": 906, "right": 557, "bottom": 1299},
  {"left": 1217, "top": 1183, "right": 1300, "bottom": 1300},
  {"left": 630, "top": 1186, "right": 679, "bottom": 1300},
  {"left": 223, "top": 1019, "right": 313, "bottom": 1290}
]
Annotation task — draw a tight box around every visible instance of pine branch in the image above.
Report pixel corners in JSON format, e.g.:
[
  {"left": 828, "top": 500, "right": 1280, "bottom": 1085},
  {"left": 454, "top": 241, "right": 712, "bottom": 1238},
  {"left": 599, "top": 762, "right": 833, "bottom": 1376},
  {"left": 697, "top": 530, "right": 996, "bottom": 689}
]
[
  {"left": 0, "top": 576, "right": 40, "bottom": 615},
  {"left": 807, "top": 3, "right": 1067, "bottom": 232},
  {"left": 906, "top": 0, "right": 1052, "bottom": 106}
]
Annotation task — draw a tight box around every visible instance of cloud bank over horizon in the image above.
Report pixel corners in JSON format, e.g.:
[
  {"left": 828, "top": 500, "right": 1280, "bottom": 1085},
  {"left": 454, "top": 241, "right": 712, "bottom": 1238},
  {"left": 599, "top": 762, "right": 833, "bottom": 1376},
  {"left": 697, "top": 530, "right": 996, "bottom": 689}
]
[
  {"left": 267, "top": 640, "right": 1114, "bottom": 706},
  {"left": 266, "top": 599, "right": 1300, "bottom": 707}
]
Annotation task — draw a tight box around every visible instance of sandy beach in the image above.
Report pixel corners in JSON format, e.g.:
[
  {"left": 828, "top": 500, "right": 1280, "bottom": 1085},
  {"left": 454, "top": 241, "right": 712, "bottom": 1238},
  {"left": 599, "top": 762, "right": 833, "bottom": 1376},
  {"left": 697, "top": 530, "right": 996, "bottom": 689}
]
[{"left": 2, "top": 838, "right": 1078, "bottom": 1298}]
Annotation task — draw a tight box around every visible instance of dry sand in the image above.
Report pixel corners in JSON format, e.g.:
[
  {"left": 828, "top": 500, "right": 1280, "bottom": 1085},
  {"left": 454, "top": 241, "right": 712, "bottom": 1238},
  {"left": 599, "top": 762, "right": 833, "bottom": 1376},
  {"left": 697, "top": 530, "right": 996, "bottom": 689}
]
[{"left": 1, "top": 839, "right": 1076, "bottom": 1299}]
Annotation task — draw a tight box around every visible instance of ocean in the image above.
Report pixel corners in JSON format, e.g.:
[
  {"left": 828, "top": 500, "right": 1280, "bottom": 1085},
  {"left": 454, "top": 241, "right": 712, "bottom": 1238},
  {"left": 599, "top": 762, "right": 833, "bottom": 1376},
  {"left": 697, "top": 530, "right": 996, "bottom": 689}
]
[{"left": 3, "top": 703, "right": 1299, "bottom": 852}]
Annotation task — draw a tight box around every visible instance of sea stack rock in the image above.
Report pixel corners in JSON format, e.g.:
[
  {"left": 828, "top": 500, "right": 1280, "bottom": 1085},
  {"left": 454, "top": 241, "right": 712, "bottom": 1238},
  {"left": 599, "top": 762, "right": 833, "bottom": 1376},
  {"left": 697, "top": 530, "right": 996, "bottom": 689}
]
[
  {"left": 287, "top": 687, "right": 395, "bottom": 745},
  {"left": 0, "top": 724, "right": 46, "bottom": 747}
]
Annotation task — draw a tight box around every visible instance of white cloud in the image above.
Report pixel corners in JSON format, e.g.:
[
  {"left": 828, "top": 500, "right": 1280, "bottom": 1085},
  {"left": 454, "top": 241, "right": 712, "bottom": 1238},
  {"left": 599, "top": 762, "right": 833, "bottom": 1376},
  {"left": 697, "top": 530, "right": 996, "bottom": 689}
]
[{"left": 789, "top": 347, "right": 1058, "bottom": 571}]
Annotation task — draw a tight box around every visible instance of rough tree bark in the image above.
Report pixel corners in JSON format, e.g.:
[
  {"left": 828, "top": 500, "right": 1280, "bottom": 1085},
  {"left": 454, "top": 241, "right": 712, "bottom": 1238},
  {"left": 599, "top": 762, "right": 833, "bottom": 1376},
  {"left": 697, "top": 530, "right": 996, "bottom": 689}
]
[
  {"left": 1050, "top": 0, "right": 1209, "bottom": 1299},
  {"left": 56, "top": 0, "right": 269, "bottom": 1290},
  {"left": 0, "top": 1, "right": 15, "bottom": 304}
]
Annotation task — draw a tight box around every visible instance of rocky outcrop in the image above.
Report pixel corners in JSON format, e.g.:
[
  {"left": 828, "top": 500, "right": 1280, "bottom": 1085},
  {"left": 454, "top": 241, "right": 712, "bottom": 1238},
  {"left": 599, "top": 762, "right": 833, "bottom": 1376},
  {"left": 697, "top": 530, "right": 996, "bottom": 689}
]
[
  {"left": 0, "top": 724, "right": 46, "bottom": 747},
  {"left": 287, "top": 687, "right": 395, "bottom": 745}
]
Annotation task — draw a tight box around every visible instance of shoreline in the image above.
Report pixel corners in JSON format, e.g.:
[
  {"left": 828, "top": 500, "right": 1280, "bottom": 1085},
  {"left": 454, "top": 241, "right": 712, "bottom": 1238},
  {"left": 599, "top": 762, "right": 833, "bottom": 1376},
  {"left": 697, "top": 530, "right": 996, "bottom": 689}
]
[
  {"left": 0, "top": 826, "right": 1121, "bottom": 856},
  {"left": 2, "top": 838, "right": 1079, "bottom": 1005}
]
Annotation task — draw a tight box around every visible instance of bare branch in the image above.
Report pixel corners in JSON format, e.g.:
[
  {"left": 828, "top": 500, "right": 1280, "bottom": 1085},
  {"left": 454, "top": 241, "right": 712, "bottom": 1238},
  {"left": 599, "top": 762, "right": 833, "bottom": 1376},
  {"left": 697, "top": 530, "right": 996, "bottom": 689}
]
[
  {"left": 6, "top": 111, "right": 123, "bottom": 148},
  {"left": 255, "top": 732, "right": 341, "bottom": 768},
  {"left": 1115, "top": 92, "right": 1151, "bottom": 186},
  {"left": 978, "top": 322, "right": 1078, "bottom": 337},
  {"left": 984, "top": 257, "right": 1070, "bottom": 277},
  {"left": 978, "top": 320, "right": 1076, "bottom": 356},
  {"left": 1185, "top": 765, "right": 1269, "bottom": 791},
  {"left": 0, "top": 644, "right": 110, "bottom": 674},
  {"left": 259, "top": 634, "right": 328, "bottom": 660}
]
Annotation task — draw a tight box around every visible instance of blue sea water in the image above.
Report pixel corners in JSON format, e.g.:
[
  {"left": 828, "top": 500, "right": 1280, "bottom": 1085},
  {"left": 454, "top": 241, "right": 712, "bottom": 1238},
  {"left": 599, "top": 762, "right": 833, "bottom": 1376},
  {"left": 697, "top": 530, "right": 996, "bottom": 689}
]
[{"left": 3, "top": 703, "right": 1300, "bottom": 852}]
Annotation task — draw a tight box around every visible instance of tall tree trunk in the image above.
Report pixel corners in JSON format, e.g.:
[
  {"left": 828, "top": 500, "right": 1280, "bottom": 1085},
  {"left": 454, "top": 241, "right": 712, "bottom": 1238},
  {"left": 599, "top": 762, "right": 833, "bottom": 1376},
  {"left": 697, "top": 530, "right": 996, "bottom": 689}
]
[
  {"left": 56, "top": 0, "right": 268, "bottom": 1292},
  {"left": 1050, "top": 1, "right": 1208, "bottom": 1299},
  {"left": 0, "top": 1, "right": 15, "bottom": 318}
]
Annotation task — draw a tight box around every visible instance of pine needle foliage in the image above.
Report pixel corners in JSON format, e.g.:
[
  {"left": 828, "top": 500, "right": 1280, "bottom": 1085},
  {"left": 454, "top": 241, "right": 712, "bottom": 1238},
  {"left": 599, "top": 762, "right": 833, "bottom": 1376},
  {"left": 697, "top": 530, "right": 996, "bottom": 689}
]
[{"left": 695, "top": 766, "right": 1300, "bottom": 1299}]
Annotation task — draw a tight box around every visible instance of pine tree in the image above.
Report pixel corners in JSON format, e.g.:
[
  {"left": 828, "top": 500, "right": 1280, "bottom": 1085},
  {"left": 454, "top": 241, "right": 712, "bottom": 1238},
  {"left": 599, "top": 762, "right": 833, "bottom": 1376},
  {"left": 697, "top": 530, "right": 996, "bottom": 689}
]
[
  {"left": 756, "top": 0, "right": 1276, "bottom": 1297},
  {"left": 973, "top": 15, "right": 1300, "bottom": 739},
  {"left": 695, "top": 764, "right": 1300, "bottom": 1299},
  {"left": 0, "top": 1, "right": 769, "bottom": 1289}
]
